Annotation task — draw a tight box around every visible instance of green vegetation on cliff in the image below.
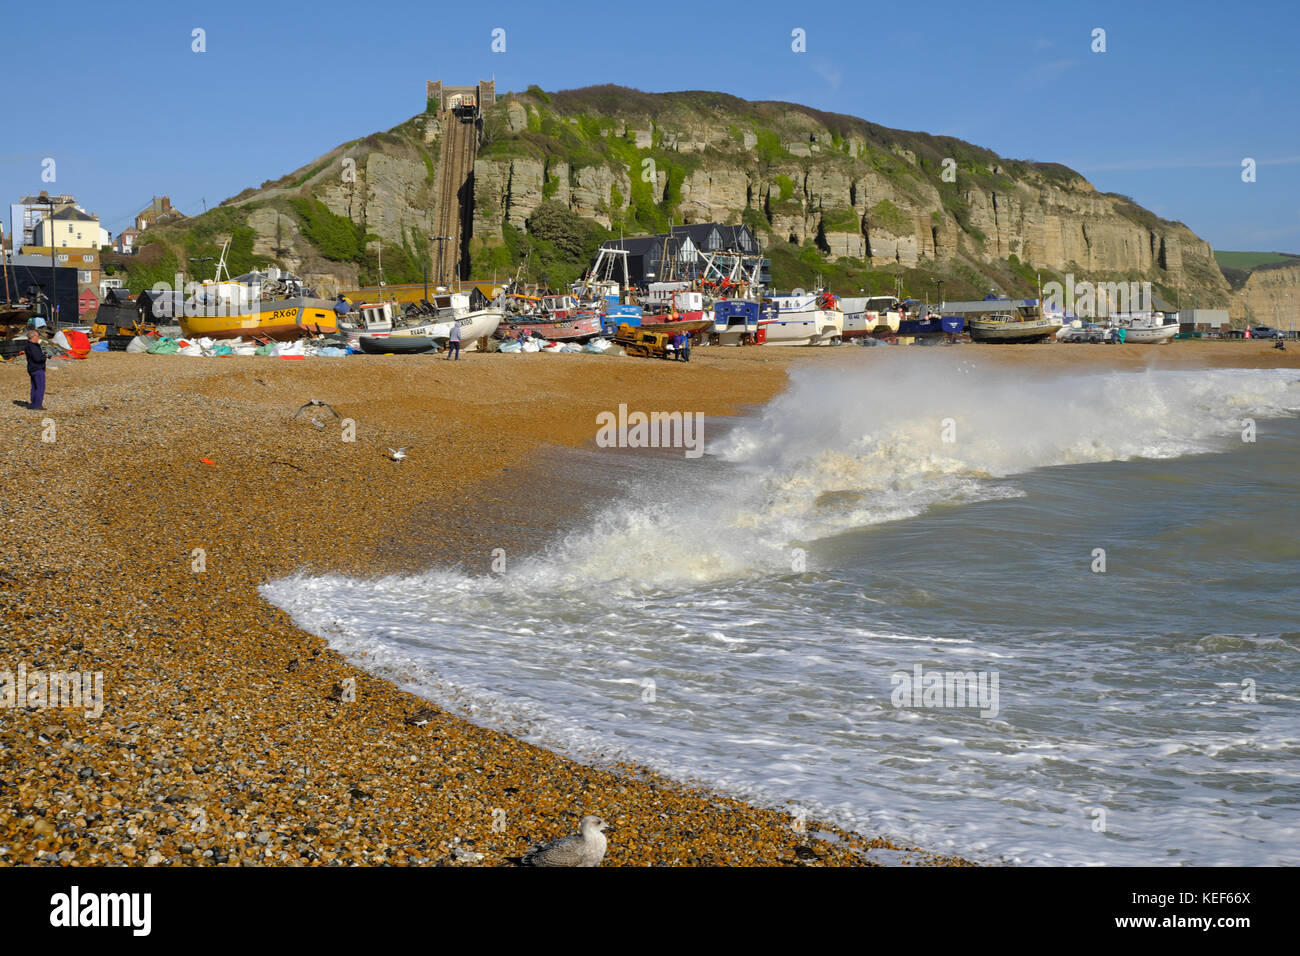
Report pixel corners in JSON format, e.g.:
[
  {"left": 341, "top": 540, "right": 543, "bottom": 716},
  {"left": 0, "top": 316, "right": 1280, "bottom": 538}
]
[{"left": 125, "top": 84, "right": 1229, "bottom": 307}]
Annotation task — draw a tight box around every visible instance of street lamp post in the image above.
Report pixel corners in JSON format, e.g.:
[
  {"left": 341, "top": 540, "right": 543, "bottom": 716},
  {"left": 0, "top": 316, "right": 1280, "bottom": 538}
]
[
  {"left": 189, "top": 256, "right": 214, "bottom": 315},
  {"left": 40, "top": 197, "right": 57, "bottom": 330},
  {"left": 429, "top": 235, "right": 454, "bottom": 289}
]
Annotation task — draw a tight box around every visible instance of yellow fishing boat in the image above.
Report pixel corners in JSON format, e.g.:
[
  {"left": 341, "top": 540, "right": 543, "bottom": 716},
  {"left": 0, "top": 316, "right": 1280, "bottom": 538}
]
[
  {"left": 176, "top": 242, "right": 338, "bottom": 340},
  {"left": 178, "top": 294, "right": 338, "bottom": 340}
]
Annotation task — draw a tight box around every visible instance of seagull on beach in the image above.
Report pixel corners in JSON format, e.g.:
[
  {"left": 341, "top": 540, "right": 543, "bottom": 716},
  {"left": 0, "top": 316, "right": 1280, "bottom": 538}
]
[
  {"left": 294, "top": 399, "right": 340, "bottom": 420},
  {"left": 405, "top": 707, "right": 438, "bottom": 727},
  {"left": 519, "top": 815, "right": 613, "bottom": 867},
  {"left": 386, "top": 446, "right": 413, "bottom": 462}
]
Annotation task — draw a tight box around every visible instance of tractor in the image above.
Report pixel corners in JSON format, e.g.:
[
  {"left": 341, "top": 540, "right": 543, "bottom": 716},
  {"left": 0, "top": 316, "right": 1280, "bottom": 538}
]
[{"left": 612, "top": 322, "right": 672, "bottom": 359}]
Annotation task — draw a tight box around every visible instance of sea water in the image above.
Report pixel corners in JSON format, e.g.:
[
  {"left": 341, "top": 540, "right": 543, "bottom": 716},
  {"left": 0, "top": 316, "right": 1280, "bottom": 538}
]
[{"left": 262, "top": 357, "right": 1300, "bottom": 865}]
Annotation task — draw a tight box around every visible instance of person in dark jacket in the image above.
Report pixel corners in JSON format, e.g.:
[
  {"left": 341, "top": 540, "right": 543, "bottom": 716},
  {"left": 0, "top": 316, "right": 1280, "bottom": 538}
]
[
  {"left": 680, "top": 330, "right": 691, "bottom": 362},
  {"left": 24, "top": 330, "right": 46, "bottom": 411},
  {"left": 333, "top": 294, "right": 351, "bottom": 321}
]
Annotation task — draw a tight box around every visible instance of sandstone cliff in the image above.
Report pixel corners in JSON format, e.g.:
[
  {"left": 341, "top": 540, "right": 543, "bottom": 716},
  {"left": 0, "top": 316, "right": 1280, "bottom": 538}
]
[
  {"left": 1232, "top": 260, "right": 1300, "bottom": 330},
  {"left": 131, "top": 86, "right": 1232, "bottom": 304},
  {"left": 469, "top": 87, "right": 1228, "bottom": 303}
]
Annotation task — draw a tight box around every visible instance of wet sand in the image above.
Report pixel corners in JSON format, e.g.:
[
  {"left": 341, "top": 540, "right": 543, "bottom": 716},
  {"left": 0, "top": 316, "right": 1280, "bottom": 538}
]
[{"left": 0, "top": 338, "right": 1291, "bottom": 866}]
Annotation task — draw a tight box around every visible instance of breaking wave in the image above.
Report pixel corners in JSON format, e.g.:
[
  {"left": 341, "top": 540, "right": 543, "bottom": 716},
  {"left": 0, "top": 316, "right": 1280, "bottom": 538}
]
[{"left": 261, "top": 360, "right": 1300, "bottom": 864}]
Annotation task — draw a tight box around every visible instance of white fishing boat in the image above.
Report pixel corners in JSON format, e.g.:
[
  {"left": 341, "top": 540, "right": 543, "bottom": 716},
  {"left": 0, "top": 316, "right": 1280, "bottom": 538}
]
[
  {"left": 427, "top": 308, "right": 502, "bottom": 346},
  {"left": 339, "top": 293, "right": 501, "bottom": 349},
  {"left": 762, "top": 291, "right": 843, "bottom": 346},
  {"left": 1115, "top": 311, "right": 1178, "bottom": 344},
  {"left": 337, "top": 301, "right": 436, "bottom": 349},
  {"left": 840, "top": 295, "right": 903, "bottom": 338}
]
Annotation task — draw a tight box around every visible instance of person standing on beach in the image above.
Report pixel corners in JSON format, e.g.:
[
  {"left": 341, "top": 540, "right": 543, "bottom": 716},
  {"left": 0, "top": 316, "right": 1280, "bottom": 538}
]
[
  {"left": 447, "top": 320, "right": 461, "bottom": 360},
  {"left": 680, "top": 331, "right": 691, "bottom": 363},
  {"left": 24, "top": 329, "right": 46, "bottom": 411}
]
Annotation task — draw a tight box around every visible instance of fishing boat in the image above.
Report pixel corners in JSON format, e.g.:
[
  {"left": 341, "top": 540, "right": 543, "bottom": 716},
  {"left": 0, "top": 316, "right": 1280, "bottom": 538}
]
[
  {"left": 1057, "top": 319, "right": 1114, "bottom": 343},
  {"left": 497, "top": 294, "right": 604, "bottom": 342},
  {"left": 968, "top": 312, "right": 1062, "bottom": 343},
  {"left": 498, "top": 315, "right": 603, "bottom": 342},
  {"left": 762, "top": 291, "right": 844, "bottom": 346},
  {"left": 711, "top": 299, "right": 777, "bottom": 345},
  {"left": 339, "top": 293, "right": 501, "bottom": 350},
  {"left": 600, "top": 304, "right": 642, "bottom": 336},
  {"left": 178, "top": 291, "right": 338, "bottom": 341},
  {"left": 638, "top": 285, "right": 712, "bottom": 334},
  {"left": 427, "top": 308, "right": 502, "bottom": 347},
  {"left": 1115, "top": 311, "right": 1179, "bottom": 344},
  {"left": 841, "top": 296, "right": 904, "bottom": 338},
  {"left": 177, "top": 243, "right": 337, "bottom": 341},
  {"left": 337, "top": 301, "right": 428, "bottom": 348},
  {"left": 640, "top": 285, "right": 708, "bottom": 321},
  {"left": 639, "top": 292, "right": 715, "bottom": 337},
  {"left": 897, "top": 300, "right": 949, "bottom": 337}
]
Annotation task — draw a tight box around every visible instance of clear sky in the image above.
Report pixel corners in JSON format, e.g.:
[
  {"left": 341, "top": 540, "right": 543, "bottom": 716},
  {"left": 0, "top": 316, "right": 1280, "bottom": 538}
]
[{"left": 3, "top": 0, "right": 1296, "bottom": 252}]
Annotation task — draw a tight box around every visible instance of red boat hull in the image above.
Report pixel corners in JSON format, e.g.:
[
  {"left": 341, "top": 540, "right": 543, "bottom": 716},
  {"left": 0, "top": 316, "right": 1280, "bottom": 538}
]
[
  {"left": 638, "top": 311, "right": 712, "bottom": 335},
  {"left": 497, "top": 315, "right": 603, "bottom": 342}
]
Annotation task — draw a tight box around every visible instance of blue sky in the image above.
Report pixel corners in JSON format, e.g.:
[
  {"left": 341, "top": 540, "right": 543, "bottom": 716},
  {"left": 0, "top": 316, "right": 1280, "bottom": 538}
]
[{"left": 3, "top": 0, "right": 1297, "bottom": 252}]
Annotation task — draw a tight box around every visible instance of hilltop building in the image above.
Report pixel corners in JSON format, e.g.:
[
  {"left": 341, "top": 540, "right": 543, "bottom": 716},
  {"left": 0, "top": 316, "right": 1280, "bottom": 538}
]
[
  {"left": 8, "top": 191, "right": 76, "bottom": 251},
  {"left": 32, "top": 206, "right": 106, "bottom": 249},
  {"left": 114, "top": 227, "right": 141, "bottom": 255},
  {"left": 135, "top": 196, "right": 185, "bottom": 231}
]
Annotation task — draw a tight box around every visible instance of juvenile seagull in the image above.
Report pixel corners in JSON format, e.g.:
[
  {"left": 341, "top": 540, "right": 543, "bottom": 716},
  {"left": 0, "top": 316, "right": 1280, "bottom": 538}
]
[
  {"left": 386, "top": 446, "right": 413, "bottom": 462},
  {"left": 520, "top": 815, "right": 612, "bottom": 867},
  {"left": 294, "top": 399, "right": 339, "bottom": 420},
  {"left": 405, "top": 706, "right": 438, "bottom": 727}
]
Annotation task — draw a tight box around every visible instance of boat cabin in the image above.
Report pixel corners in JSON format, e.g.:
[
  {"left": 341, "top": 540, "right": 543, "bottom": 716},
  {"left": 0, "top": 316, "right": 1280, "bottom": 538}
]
[
  {"left": 352, "top": 301, "right": 397, "bottom": 332},
  {"left": 540, "top": 294, "right": 578, "bottom": 317}
]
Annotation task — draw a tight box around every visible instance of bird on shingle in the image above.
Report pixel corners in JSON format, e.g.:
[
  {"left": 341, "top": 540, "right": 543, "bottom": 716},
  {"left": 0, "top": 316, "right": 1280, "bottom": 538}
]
[
  {"left": 518, "top": 815, "right": 612, "bottom": 867},
  {"left": 294, "top": 399, "right": 339, "bottom": 420},
  {"left": 405, "top": 707, "right": 438, "bottom": 727}
]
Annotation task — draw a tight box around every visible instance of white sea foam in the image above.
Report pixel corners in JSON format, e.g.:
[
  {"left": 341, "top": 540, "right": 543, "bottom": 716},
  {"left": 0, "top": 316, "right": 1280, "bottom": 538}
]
[{"left": 262, "top": 361, "right": 1300, "bottom": 865}]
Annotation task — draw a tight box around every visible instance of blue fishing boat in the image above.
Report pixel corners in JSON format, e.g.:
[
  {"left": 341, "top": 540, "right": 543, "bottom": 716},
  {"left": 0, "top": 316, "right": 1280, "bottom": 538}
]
[
  {"left": 601, "top": 304, "right": 642, "bottom": 336},
  {"left": 711, "top": 299, "right": 777, "bottom": 345}
]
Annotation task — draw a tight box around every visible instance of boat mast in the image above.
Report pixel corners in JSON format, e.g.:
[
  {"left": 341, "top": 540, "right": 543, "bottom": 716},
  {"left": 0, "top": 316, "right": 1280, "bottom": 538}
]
[
  {"left": 213, "top": 238, "right": 231, "bottom": 282},
  {"left": 2, "top": 236, "right": 11, "bottom": 306}
]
